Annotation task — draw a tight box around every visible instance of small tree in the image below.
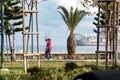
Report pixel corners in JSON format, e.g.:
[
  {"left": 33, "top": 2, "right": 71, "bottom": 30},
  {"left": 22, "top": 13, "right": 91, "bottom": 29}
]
[
  {"left": 4, "top": 0, "right": 24, "bottom": 61},
  {"left": 58, "top": 6, "right": 90, "bottom": 59}
]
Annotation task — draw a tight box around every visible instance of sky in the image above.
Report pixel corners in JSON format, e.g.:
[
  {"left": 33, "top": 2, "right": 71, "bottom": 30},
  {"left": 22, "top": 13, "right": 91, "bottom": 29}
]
[{"left": 14, "top": 0, "right": 98, "bottom": 46}]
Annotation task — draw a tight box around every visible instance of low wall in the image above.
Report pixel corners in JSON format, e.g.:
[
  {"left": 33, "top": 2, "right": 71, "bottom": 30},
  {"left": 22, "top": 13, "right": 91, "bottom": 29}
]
[{"left": 3, "top": 52, "right": 107, "bottom": 61}]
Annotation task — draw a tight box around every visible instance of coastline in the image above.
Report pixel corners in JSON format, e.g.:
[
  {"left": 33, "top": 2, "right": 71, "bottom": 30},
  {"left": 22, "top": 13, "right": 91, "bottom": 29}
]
[{"left": 5, "top": 45, "right": 102, "bottom": 52}]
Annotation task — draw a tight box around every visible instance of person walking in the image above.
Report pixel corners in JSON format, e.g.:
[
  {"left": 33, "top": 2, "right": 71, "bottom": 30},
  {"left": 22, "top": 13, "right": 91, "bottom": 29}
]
[
  {"left": 45, "top": 38, "right": 52, "bottom": 60},
  {"left": 44, "top": 38, "right": 48, "bottom": 59}
]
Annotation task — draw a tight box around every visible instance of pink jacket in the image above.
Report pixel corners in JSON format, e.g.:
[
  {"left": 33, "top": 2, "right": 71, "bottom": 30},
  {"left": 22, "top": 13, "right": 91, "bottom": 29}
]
[{"left": 46, "top": 40, "right": 52, "bottom": 50}]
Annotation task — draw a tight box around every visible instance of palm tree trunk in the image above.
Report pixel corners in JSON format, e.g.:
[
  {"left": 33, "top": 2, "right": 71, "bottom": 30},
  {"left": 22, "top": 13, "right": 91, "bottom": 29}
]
[{"left": 67, "top": 33, "right": 76, "bottom": 59}]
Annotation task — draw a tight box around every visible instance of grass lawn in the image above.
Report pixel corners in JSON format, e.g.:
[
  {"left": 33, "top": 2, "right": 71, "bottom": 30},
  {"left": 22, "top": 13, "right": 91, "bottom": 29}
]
[
  {"left": 3, "top": 61, "right": 95, "bottom": 72},
  {"left": 1, "top": 61, "right": 113, "bottom": 73},
  {"left": 0, "top": 61, "right": 119, "bottom": 80}
]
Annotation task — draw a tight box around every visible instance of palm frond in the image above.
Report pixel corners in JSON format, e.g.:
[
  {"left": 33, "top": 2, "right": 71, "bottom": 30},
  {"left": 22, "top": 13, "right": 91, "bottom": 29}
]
[
  {"left": 58, "top": 5, "right": 90, "bottom": 33},
  {"left": 77, "top": 10, "right": 90, "bottom": 25},
  {"left": 69, "top": 6, "right": 74, "bottom": 32},
  {"left": 58, "top": 6, "right": 69, "bottom": 22},
  {"left": 58, "top": 11, "right": 70, "bottom": 28},
  {"left": 58, "top": 6, "right": 70, "bottom": 30},
  {"left": 71, "top": 7, "right": 79, "bottom": 33}
]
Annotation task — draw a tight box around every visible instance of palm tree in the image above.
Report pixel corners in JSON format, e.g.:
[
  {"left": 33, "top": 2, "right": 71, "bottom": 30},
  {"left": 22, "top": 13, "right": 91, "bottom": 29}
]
[{"left": 58, "top": 6, "right": 90, "bottom": 59}]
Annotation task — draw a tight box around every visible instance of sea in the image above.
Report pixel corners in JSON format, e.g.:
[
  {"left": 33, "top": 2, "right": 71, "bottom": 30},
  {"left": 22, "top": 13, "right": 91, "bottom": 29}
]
[{"left": 6, "top": 45, "right": 120, "bottom": 53}]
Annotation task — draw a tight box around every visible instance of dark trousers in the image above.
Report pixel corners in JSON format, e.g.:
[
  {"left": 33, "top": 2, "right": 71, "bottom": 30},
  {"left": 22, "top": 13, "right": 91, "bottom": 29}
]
[{"left": 45, "top": 49, "right": 52, "bottom": 59}]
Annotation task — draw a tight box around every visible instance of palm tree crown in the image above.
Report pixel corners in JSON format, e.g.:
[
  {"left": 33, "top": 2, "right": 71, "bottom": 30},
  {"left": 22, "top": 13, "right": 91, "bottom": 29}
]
[{"left": 58, "top": 6, "right": 90, "bottom": 34}]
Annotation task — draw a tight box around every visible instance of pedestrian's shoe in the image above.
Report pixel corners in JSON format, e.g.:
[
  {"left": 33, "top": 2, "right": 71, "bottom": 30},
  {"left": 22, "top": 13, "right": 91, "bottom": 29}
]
[{"left": 49, "top": 59, "right": 52, "bottom": 60}]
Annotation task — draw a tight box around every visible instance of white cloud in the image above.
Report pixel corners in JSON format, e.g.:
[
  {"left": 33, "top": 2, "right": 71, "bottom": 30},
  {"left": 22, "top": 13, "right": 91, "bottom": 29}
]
[
  {"left": 55, "top": 0, "right": 98, "bottom": 14},
  {"left": 55, "top": 0, "right": 78, "bottom": 9}
]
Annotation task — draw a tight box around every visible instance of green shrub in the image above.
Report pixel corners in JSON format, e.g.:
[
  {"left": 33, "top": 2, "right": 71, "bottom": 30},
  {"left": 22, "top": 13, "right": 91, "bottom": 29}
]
[
  {"left": 0, "top": 75, "right": 4, "bottom": 80},
  {"left": 57, "top": 75, "right": 65, "bottom": 80},
  {"left": 109, "top": 65, "right": 120, "bottom": 70},
  {"left": 27, "top": 66, "right": 40, "bottom": 75},
  {"left": 1, "top": 72, "right": 21, "bottom": 80},
  {"left": 64, "top": 62, "right": 78, "bottom": 71}
]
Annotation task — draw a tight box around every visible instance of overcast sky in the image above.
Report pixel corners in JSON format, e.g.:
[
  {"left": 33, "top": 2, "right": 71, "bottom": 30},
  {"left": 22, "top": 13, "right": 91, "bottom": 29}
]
[{"left": 14, "top": 0, "right": 98, "bottom": 46}]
